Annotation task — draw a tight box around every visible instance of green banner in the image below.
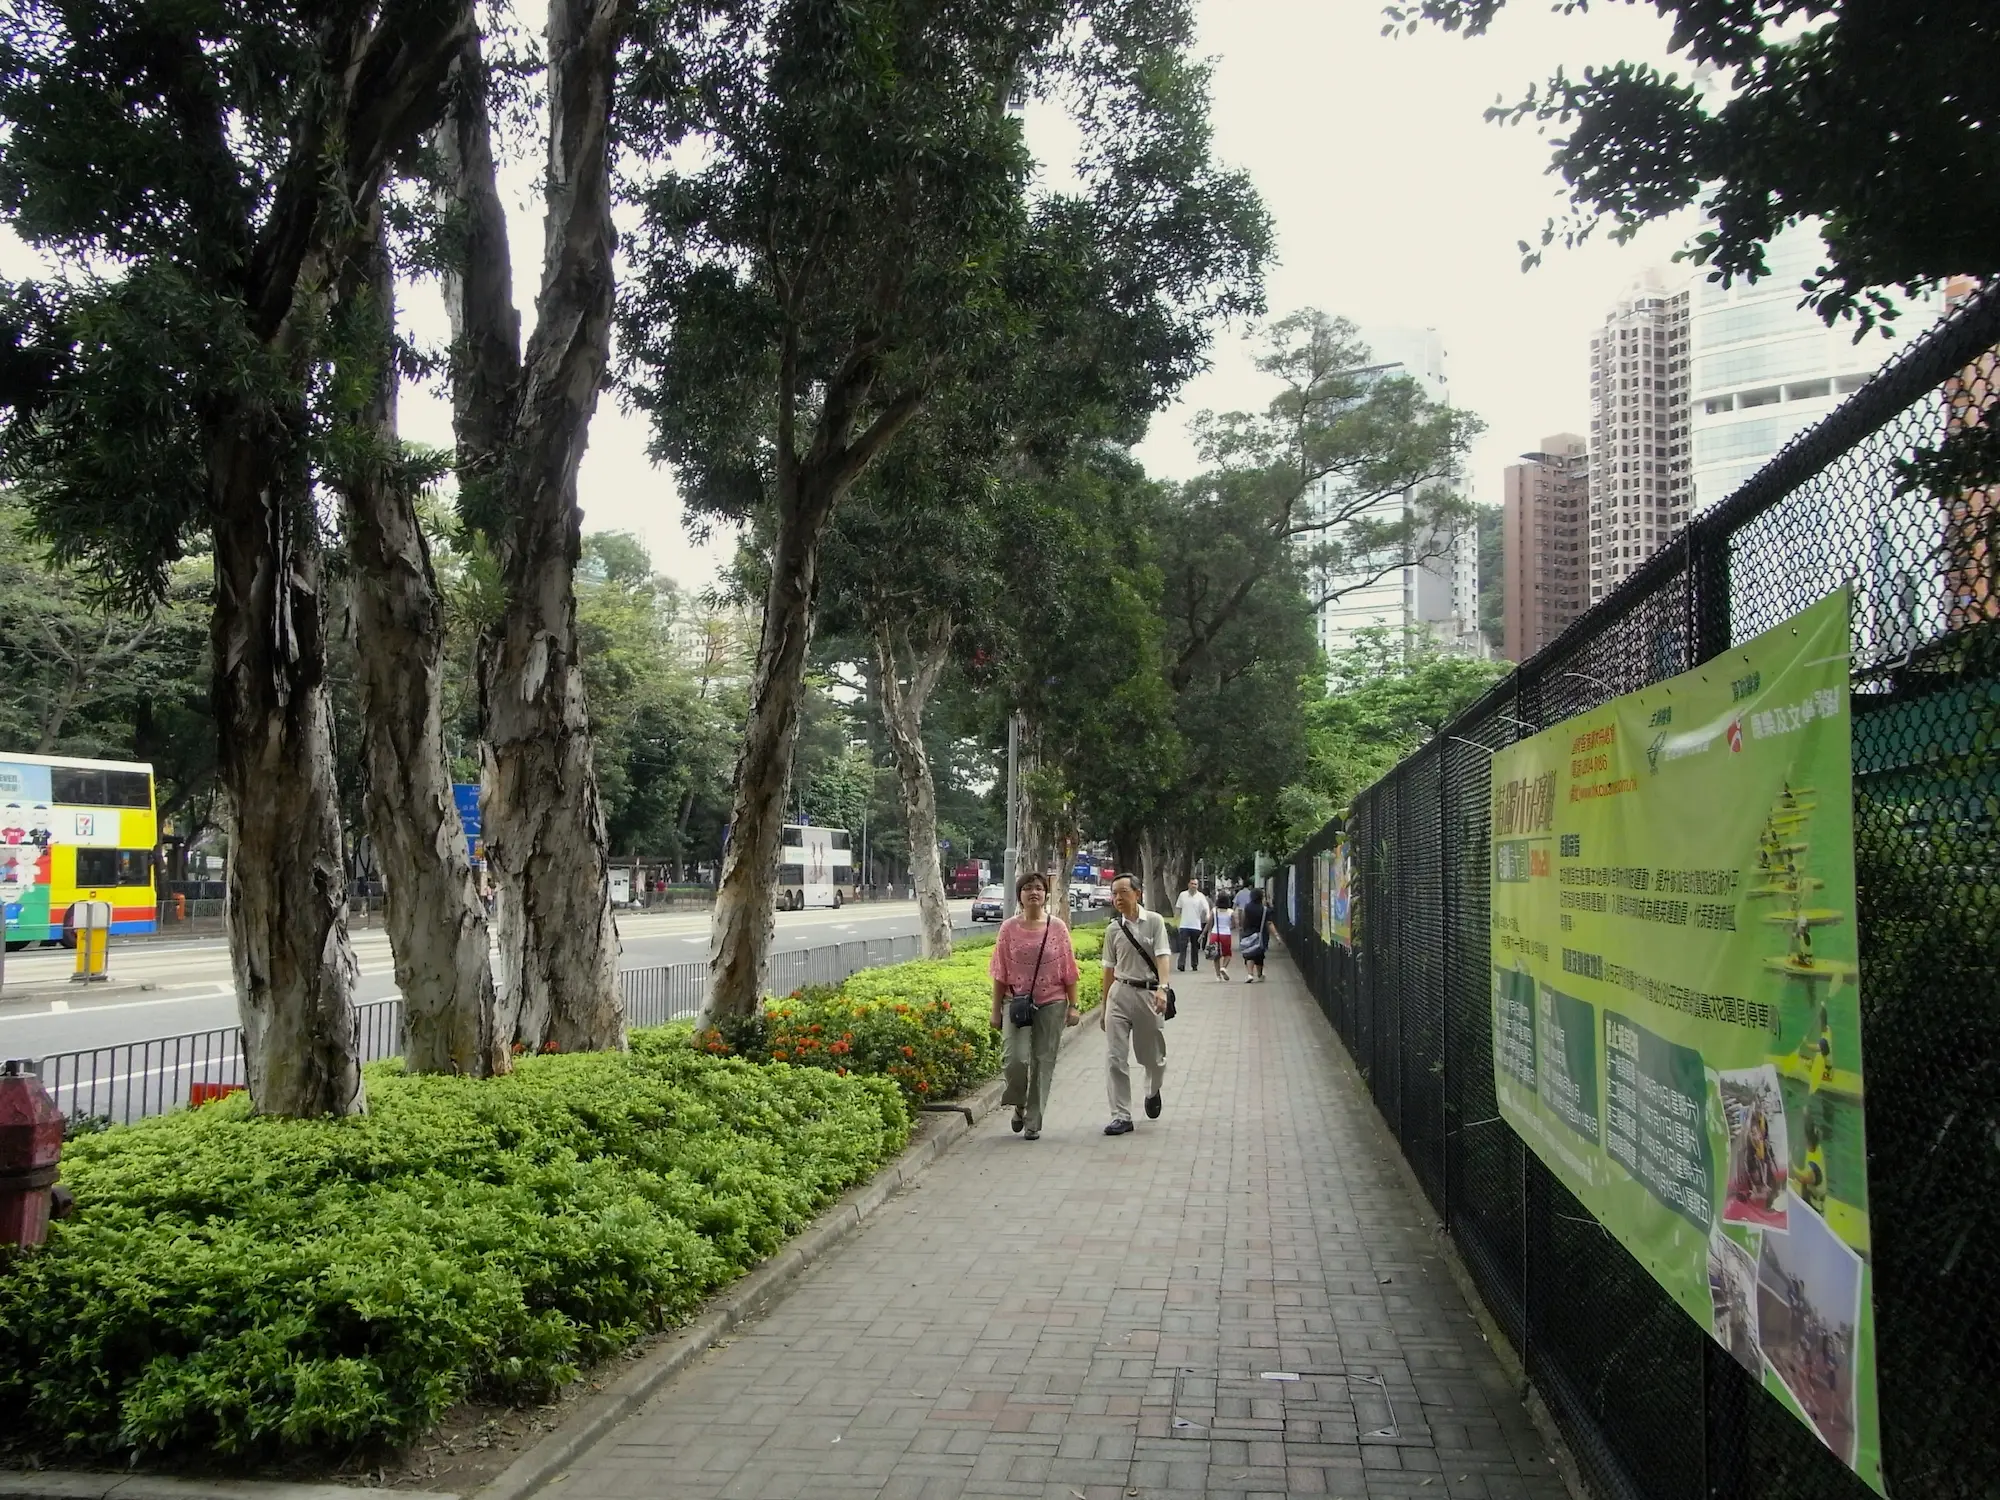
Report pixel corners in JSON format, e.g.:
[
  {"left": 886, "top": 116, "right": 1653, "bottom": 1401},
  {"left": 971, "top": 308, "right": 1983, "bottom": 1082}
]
[{"left": 1489, "top": 590, "right": 1880, "bottom": 1493}]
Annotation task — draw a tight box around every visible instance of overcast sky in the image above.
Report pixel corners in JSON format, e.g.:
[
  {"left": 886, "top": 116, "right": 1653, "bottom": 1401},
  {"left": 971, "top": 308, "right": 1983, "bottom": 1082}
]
[{"left": 523, "top": 0, "right": 1704, "bottom": 589}]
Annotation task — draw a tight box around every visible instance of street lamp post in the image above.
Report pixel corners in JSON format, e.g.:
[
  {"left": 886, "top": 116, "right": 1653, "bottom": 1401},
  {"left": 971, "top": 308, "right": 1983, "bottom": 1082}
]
[{"left": 1002, "top": 712, "right": 1021, "bottom": 920}]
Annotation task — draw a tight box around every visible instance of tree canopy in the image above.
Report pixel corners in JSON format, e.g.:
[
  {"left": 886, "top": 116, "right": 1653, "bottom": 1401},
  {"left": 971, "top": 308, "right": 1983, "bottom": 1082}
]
[{"left": 1385, "top": 0, "right": 1999, "bottom": 330}]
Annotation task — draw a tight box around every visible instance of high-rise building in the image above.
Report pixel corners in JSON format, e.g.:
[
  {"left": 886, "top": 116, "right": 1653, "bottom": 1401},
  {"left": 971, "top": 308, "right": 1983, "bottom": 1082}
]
[
  {"left": 1501, "top": 434, "right": 1589, "bottom": 661},
  {"left": 1588, "top": 270, "right": 1693, "bottom": 603},
  {"left": 1310, "top": 326, "right": 1485, "bottom": 662},
  {"left": 1688, "top": 226, "right": 1924, "bottom": 513}
]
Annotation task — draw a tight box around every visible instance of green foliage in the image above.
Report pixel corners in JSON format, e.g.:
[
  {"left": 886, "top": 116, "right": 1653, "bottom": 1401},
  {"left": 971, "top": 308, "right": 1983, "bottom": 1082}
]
[
  {"left": 569, "top": 532, "right": 740, "bottom": 862},
  {"left": 0, "top": 1048, "right": 908, "bottom": 1461},
  {"left": 997, "top": 452, "right": 1182, "bottom": 855},
  {"left": 699, "top": 929, "right": 1106, "bottom": 1103},
  {"left": 1276, "top": 626, "right": 1508, "bottom": 847},
  {"left": 1475, "top": 502, "right": 1503, "bottom": 649},
  {"left": 1385, "top": 0, "right": 1998, "bottom": 332},
  {"left": 623, "top": 0, "right": 1269, "bottom": 522},
  {"left": 796, "top": 740, "right": 875, "bottom": 833}
]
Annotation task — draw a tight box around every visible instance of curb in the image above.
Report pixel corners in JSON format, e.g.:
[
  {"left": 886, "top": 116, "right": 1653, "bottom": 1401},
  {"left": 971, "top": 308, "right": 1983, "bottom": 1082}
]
[
  {"left": 0, "top": 981, "right": 161, "bottom": 1011},
  {"left": 0, "top": 1479, "right": 458, "bottom": 1500},
  {"left": 471, "top": 1006, "right": 1102, "bottom": 1500}
]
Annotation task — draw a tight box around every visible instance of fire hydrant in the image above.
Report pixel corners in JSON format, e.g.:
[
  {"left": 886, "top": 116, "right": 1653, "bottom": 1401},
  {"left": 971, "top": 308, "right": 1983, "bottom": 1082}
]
[{"left": 0, "top": 1058, "right": 65, "bottom": 1250}]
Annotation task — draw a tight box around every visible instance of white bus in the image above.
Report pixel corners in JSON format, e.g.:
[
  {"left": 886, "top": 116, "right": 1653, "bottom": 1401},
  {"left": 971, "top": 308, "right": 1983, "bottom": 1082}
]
[{"left": 777, "top": 823, "right": 851, "bottom": 910}]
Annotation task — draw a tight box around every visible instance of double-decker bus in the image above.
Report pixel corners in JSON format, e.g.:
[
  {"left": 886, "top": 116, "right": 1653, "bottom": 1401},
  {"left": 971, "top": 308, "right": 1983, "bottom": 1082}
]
[
  {"left": 0, "top": 752, "right": 159, "bottom": 948},
  {"left": 777, "top": 822, "right": 851, "bottom": 910}
]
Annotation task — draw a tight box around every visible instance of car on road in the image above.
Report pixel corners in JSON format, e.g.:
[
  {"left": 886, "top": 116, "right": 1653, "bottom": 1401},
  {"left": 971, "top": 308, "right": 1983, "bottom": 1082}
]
[
  {"left": 970, "top": 884, "right": 1005, "bottom": 922},
  {"left": 1091, "top": 884, "right": 1111, "bottom": 907}
]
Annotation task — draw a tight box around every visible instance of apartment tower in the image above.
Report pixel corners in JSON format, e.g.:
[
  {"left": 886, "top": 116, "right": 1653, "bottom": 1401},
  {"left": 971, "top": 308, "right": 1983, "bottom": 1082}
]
[
  {"left": 1310, "top": 326, "right": 1485, "bottom": 662},
  {"left": 1501, "top": 434, "right": 1589, "bottom": 661},
  {"left": 1589, "top": 271, "right": 1693, "bottom": 603}
]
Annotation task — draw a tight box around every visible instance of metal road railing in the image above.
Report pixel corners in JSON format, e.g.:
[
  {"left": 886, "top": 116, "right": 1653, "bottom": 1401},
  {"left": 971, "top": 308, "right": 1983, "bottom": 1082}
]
[{"left": 39, "top": 924, "right": 983, "bottom": 1128}]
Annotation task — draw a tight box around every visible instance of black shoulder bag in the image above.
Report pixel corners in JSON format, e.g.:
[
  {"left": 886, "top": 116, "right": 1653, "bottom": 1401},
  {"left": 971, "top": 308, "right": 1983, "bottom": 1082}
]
[
  {"left": 1005, "top": 922, "right": 1052, "bottom": 1028},
  {"left": 1112, "top": 913, "right": 1176, "bottom": 1020}
]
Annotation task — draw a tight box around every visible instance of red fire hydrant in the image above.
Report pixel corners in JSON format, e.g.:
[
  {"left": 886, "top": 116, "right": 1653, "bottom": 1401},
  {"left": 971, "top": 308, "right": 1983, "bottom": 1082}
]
[{"left": 0, "top": 1058, "right": 65, "bottom": 1250}]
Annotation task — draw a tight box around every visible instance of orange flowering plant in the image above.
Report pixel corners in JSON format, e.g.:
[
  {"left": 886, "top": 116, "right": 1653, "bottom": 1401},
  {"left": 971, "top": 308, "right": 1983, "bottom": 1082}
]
[{"left": 697, "top": 982, "right": 1001, "bottom": 1105}]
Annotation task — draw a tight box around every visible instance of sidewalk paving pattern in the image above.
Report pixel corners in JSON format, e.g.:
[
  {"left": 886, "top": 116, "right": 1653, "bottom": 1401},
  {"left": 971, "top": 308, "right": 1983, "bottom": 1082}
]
[{"left": 541, "top": 950, "right": 1566, "bottom": 1500}]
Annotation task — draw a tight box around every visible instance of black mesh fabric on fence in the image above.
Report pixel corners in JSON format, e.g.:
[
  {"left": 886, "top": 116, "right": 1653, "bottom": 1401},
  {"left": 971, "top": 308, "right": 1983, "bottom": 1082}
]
[{"left": 1271, "top": 281, "right": 2000, "bottom": 1500}]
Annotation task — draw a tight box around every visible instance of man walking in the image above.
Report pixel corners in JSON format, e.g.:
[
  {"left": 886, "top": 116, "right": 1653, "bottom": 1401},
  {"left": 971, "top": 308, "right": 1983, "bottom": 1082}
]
[
  {"left": 1172, "top": 876, "right": 1210, "bottom": 972},
  {"left": 1101, "top": 874, "right": 1172, "bottom": 1136}
]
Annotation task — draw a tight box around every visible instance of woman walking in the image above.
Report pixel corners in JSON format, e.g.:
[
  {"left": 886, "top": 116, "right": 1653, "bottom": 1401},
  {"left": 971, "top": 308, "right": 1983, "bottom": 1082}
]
[
  {"left": 1208, "top": 898, "right": 1234, "bottom": 981},
  {"left": 988, "top": 872, "right": 1081, "bottom": 1139},
  {"left": 1240, "top": 890, "right": 1274, "bottom": 982}
]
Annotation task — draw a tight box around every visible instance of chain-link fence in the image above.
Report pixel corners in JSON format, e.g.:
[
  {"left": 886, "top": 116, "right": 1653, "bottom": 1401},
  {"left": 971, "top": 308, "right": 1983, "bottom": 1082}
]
[{"left": 1274, "top": 281, "right": 1999, "bottom": 1500}]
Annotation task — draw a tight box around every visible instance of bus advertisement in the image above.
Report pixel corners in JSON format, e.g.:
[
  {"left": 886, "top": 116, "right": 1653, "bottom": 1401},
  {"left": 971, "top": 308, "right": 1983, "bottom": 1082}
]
[
  {"left": 778, "top": 823, "right": 852, "bottom": 910},
  {"left": 0, "top": 752, "right": 159, "bottom": 946}
]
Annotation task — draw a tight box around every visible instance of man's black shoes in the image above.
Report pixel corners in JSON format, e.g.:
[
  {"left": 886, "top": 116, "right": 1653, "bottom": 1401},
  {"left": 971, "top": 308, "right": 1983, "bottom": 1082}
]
[
  {"left": 1144, "top": 1092, "right": 1162, "bottom": 1119},
  {"left": 1103, "top": 1118, "right": 1135, "bottom": 1136}
]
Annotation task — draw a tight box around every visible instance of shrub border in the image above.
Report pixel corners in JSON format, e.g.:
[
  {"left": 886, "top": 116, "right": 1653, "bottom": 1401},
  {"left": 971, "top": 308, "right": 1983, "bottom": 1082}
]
[
  {"left": 0, "top": 1014, "right": 1100, "bottom": 1500},
  {"left": 473, "top": 1011, "right": 1099, "bottom": 1500}
]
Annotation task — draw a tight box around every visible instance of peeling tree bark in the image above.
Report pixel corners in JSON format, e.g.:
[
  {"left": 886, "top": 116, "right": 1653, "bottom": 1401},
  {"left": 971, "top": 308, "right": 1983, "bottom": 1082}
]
[
  {"left": 704, "top": 477, "right": 832, "bottom": 1015},
  {"left": 211, "top": 414, "right": 365, "bottom": 1117},
  {"left": 873, "top": 613, "right": 955, "bottom": 960},
  {"left": 1140, "top": 829, "right": 1169, "bottom": 914},
  {"left": 206, "top": 7, "right": 470, "bottom": 1118},
  {"left": 702, "top": 370, "right": 924, "bottom": 1022},
  {"left": 336, "top": 222, "right": 506, "bottom": 1077},
  {"left": 440, "top": 3, "right": 627, "bottom": 1052}
]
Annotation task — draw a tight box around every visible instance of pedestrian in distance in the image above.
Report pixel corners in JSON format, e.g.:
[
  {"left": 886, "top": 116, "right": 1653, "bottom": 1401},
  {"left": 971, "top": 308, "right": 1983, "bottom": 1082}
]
[
  {"left": 1208, "top": 897, "right": 1234, "bottom": 981},
  {"left": 1100, "top": 874, "right": 1172, "bottom": 1135},
  {"left": 988, "top": 872, "right": 1081, "bottom": 1141},
  {"left": 1240, "top": 889, "right": 1274, "bottom": 981},
  {"left": 1172, "top": 876, "right": 1210, "bottom": 972}
]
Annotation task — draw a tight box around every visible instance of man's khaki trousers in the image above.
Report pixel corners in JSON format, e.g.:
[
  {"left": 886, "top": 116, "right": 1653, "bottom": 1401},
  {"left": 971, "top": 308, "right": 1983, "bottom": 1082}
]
[{"left": 1104, "top": 979, "right": 1167, "bottom": 1122}]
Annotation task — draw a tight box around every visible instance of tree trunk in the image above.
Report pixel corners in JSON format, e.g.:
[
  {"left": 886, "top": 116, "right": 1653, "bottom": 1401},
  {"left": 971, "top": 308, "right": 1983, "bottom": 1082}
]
[
  {"left": 337, "top": 224, "right": 506, "bottom": 1077},
  {"left": 1140, "top": 829, "right": 1171, "bottom": 914},
  {"left": 480, "top": 536, "right": 625, "bottom": 1051},
  {"left": 873, "top": 615, "right": 954, "bottom": 960},
  {"left": 704, "top": 477, "right": 835, "bottom": 1019},
  {"left": 1050, "top": 827, "right": 1078, "bottom": 917},
  {"left": 440, "top": 5, "right": 627, "bottom": 1052},
  {"left": 211, "top": 420, "right": 365, "bottom": 1118}
]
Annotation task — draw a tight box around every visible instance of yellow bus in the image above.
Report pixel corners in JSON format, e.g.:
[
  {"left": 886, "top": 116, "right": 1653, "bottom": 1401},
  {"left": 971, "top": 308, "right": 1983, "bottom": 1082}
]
[{"left": 0, "top": 752, "right": 158, "bottom": 948}]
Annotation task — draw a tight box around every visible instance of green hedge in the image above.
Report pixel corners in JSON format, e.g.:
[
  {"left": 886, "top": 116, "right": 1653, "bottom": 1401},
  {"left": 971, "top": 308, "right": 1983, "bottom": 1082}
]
[
  {"left": 0, "top": 1040, "right": 906, "bottom": 1462},
  {"left": 697, "top": 923, "right": 1104, "bottom": 1104}
]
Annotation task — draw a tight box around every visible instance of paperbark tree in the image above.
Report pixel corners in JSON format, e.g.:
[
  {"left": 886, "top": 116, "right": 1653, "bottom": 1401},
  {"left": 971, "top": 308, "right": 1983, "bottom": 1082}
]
[
  {"left": 873, "top": 615, "right": 956, "bottom": 958},
  {"left": 626, "top": 0, "right": 1268, "bottom": 1019},
  {"left": 438, "top": 2, "right": 627, "bottom": 1052},
  {"left": 1176, "top": 310, "right": 1482, "bottom": 695},
  {"left": 0, "top": 0, "right": 472, "bottom": 1115},
  {"left": 331, "top": 218, "right": 506, "bottom": 1077}
]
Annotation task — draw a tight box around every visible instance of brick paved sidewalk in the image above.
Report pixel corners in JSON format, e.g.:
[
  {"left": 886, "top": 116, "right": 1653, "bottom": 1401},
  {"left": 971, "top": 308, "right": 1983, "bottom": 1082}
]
[{"left": 540, "top": 947, "right": 1568, "bottom": 1500}]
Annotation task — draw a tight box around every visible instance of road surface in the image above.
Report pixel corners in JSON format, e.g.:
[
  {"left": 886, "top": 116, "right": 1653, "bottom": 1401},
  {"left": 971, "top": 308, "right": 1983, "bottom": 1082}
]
[{"left": 0, "top": 899, "right": 991, "bottom": 1063}]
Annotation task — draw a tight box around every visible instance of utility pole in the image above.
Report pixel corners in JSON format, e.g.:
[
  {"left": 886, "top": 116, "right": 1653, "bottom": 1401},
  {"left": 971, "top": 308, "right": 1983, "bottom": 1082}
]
[{"left": 1002, "top": 711, "right": 1021, "bottom": 919}]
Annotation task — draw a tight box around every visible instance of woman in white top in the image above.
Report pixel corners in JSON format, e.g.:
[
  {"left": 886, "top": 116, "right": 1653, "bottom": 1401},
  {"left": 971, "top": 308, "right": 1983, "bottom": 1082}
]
[{"left": 1209, "top": 900, "right": 1234, "bottom": 981}]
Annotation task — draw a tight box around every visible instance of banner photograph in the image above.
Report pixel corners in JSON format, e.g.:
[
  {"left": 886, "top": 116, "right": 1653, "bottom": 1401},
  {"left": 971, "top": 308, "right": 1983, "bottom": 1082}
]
[
  {"left": 1331, "top": 836, "right": 1353, "bottom": 949},
  {"left": 1488, "top": 590, "right": 1880, "bottom": 1493}
]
